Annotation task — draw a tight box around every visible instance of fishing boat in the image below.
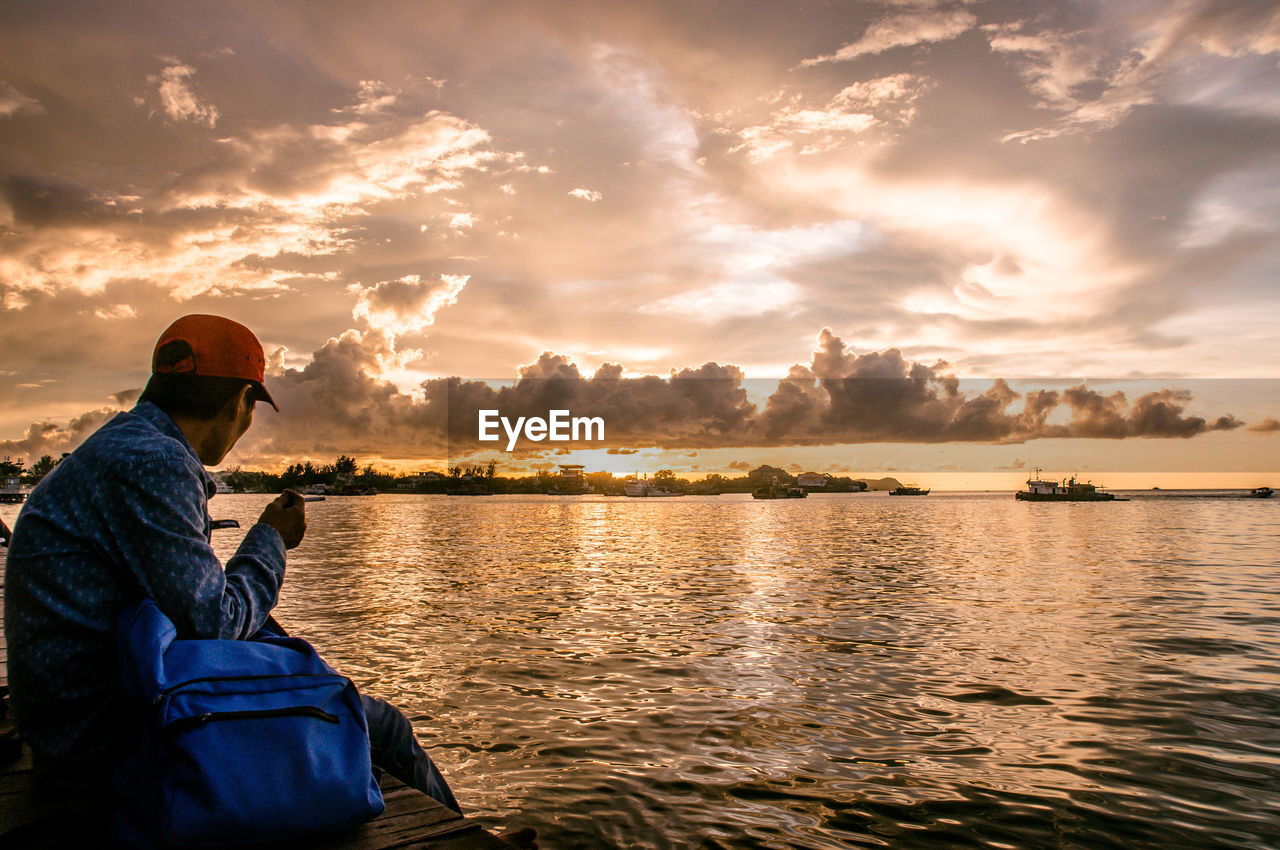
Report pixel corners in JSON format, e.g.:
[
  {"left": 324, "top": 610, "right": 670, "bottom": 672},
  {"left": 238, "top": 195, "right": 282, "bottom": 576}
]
[
  {"left": 623, "top": 477, "right": 683, "bottom": 497},
  {"left": 0, "top": 475, "right": 27, "bottom": 504},
  {"left": 751, "top": 480, "right": 807, "bottom": 500},
  {"left": 1247, "top": 486, "right": 1274, "bottom": 498},
  {"left": 1015, "top": 468, "right": 1119, "bottom": 502},
  {"left": 889, "top": 485, "right": 930, "bottom": 496}
]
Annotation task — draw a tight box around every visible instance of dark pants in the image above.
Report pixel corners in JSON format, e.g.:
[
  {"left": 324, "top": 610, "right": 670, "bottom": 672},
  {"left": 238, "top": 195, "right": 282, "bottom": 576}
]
[{"left": 361, "top": 694, "right": 461, "bottom": 813}]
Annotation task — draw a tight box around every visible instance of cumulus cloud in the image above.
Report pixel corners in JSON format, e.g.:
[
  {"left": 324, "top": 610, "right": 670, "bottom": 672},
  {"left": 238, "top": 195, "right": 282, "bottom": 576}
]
[
  {"left": 148, "top": 62, "right": 220, "bottom": 127},
  {"left": 0, "top": 82, "right": 44, "bottom": 118},
  {"left": 242, "top": 329, "right": 446, "bottom": 461},
  {"left": 5, "top": 328, "right": 1248, "bottom": 464},
  {"left": 351, "top": 273, "right": 468, "bottom": 336},
  {"left": 240, "top": 328, "right": 1246, "bottom": 461},
  {"left": 1248, "top": 416, "right": 1280, "bottom": 433},
  {"left": 802, "top": 10, "right": 977, "bottom": 66},
  {"left": 1062, "top": 386, "right": 1243, "bottom": 439},
  {"left": 568, "top": 188, "right": 603, "bottom": 202},
  {"left": 0, "top": 409, "right": 119, "bottom": 459}
]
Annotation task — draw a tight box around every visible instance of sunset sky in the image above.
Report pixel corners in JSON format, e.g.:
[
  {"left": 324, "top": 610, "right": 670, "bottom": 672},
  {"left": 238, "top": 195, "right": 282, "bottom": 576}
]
[{"left": 1, "top": 0, "right": 1277, "bottom": 487}]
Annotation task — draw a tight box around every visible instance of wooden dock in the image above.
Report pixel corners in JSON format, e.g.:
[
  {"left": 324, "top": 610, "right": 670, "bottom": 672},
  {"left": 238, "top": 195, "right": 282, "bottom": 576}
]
[{"left": 0, "top": 577, "right": 514, "bottom": 849}]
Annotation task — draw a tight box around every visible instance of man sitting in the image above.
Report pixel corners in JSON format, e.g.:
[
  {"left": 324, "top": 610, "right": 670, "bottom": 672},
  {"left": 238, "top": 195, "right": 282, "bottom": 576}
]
[{"left": 4, "top": 314, "right": 458, "bottom": 833}]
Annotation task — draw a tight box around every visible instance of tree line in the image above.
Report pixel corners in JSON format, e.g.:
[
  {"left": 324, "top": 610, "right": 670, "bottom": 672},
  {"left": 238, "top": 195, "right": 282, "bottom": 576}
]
[
  {"left": 3, "top": 453, "right": 875, "bottom": 496},
  {"left": 1, "top": 455, "right": 60, "bottom": 486}
]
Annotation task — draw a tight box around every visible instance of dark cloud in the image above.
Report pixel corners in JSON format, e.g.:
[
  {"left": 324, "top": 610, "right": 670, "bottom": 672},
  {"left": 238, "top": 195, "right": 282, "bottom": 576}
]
[
  {"left": 1248, "top": 416, "right": 1280, "bottom": 433},
  {"left": 244, "top": 330, "right": 443, "bottom": 461},
  {"left": 242, "top": 329, "right": 1253, "bottom": 462},
  {"left": 7, "top": 328, "right": 1250, "bottom": 465},
  {"left": 0, "top": 408, "right": 118, "bottom": 459},
  {"left": 0, "top": 175, "right": 124, "bottom": 227},
  {"left": 1063, "top": 387, "right": 1245, "bottom": 439},
  {"left": 112, "top": 388, "right": 142, "bottom": 407}
]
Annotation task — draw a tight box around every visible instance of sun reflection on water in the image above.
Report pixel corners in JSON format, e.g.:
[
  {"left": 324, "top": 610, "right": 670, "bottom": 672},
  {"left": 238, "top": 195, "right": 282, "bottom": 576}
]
[{"left": 206, "top": 492, "right": 1280, "bottom": 848}]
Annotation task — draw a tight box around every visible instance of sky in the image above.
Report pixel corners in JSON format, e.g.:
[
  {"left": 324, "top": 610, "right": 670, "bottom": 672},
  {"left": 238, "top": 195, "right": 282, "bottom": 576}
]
[{"left": 1, "top": 0, "right": 1278, "bottom": 486}]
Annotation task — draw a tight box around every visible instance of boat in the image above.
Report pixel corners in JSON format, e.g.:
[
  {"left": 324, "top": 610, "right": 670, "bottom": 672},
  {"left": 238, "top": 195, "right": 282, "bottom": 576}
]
[
  {"left": 1015, "top": 468, "right": 1121, "bottom": 502},
  {"left": 751, "top": 480, "right": 807, "bottom": 500},
  {"left": 1247, "top": 486, "right": 1274, "bottom": 498},
  {"left": 889, "top": 485, "right": 930, "bottom": 496},
  {"left": 0, "top": 475, "right": 27, "bottom": 504},
  {"left": 623, "top": 477, "right": 683, "bottom": 497}
]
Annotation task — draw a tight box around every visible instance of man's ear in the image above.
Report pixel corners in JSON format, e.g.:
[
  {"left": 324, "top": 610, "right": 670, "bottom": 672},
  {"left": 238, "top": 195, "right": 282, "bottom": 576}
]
[{"left": 220, "top": 383, "right": 254, "bottom": 420}]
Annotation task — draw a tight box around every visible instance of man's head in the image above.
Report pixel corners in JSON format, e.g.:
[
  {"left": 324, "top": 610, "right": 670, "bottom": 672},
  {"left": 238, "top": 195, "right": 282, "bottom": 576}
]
[{"left": 137, "top": 315, "right": 278, "bottom": 465}]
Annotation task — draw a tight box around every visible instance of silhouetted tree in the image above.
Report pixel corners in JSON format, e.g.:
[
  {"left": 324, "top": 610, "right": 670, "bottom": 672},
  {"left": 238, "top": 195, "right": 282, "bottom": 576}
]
[
  {"left": 747, "top": 465, "right": 794, "bottom": 485},
  {"left": 24, "top": 455, "right": 58, "bottom": 485}
]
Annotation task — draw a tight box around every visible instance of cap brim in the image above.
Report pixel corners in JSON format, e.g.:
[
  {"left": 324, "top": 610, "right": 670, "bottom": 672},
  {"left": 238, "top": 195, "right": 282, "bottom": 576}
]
[{"left": 250, "top": 381, "right": 280, "bottom": 412}]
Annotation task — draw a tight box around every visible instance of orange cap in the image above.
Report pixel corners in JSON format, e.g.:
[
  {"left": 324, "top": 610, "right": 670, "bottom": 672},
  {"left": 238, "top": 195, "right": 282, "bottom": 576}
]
[{"left": 152, "top": 315, "right": 279, "bottom": 411}]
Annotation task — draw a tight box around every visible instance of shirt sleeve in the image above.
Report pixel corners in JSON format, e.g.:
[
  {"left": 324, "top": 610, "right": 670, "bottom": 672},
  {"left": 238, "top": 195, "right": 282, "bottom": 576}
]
[{"left": 108, "top": 451, "right": 286, "bottom": 640}]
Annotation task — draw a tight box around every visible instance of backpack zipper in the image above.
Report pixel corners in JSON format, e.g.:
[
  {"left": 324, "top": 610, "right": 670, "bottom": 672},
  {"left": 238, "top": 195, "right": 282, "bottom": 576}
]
[
  {"left": 151, "top": 672, "right": 350, "bottom": 706},
  {"left": 165, "top": 705, "right": 340, "bottom": 734}
]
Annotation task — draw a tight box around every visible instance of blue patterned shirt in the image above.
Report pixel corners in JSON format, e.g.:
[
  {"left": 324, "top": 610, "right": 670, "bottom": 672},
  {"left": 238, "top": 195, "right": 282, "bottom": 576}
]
[{"left": 3, "top": 402, "right": 286, "bottom": 789}]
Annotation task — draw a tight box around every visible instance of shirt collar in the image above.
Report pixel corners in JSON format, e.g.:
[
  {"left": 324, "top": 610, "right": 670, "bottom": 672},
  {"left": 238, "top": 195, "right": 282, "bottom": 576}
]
[{"left": 132, "top": 401, "right": 218, "bottom": 499}]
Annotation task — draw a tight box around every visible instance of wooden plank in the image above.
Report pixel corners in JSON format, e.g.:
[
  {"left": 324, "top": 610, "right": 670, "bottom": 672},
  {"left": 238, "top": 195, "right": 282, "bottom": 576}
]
[
  {"left": 307, "top": 781, "right": 467, "bottom": 848},
  {"left": 0, "top": 744, "right": 511, "bottom": 849},
  {"left": 0, "top": 766, "right": 510, "bottom": 849}
]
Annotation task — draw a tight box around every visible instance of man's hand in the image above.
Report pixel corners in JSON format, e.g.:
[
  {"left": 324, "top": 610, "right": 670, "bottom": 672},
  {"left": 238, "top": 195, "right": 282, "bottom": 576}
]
[{"left": 258, "top": 490, "right": 306, "bottom": 550}]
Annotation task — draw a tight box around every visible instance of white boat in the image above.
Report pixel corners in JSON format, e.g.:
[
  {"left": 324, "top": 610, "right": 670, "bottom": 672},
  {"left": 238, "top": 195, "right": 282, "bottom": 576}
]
[
  {"left": 1015, "top": 468, "right": 1119, "bottom": 502},
  {"left": 623, "top": 477, "right": 683, "bottom": 497}
]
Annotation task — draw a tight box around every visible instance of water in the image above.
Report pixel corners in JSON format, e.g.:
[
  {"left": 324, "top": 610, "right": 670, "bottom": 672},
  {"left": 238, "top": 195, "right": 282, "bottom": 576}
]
[{"left": 6, "top": 492, "right": 1280, "bottom": 847}]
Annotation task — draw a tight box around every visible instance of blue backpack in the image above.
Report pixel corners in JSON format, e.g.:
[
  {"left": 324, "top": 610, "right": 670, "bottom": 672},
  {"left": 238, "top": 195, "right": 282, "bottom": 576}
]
[{"left": 113, "top": 600, "right": 385, "bottom": 846}]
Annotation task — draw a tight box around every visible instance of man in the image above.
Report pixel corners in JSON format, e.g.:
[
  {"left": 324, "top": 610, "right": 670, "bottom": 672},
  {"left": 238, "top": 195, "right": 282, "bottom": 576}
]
[{"left": 4, "top": 314, "right": 458, "bottom": 826}]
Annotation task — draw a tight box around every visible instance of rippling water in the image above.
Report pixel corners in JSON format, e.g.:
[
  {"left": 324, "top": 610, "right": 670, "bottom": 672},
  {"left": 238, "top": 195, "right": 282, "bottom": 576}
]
[{"left": 98, "top": 492, "right": 1280, "bottom": 846}]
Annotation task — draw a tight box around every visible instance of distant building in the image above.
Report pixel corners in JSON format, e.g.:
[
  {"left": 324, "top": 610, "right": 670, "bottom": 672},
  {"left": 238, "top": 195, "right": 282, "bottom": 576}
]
[
  {"left": 552, "top": 464, "right": 592, "bottom": 493},
  {"left": 397, "top": 471, "right": 446, "bottom": 491},
  {"left": 797, "top": 472, "right": 828, "bottom": 488}
]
